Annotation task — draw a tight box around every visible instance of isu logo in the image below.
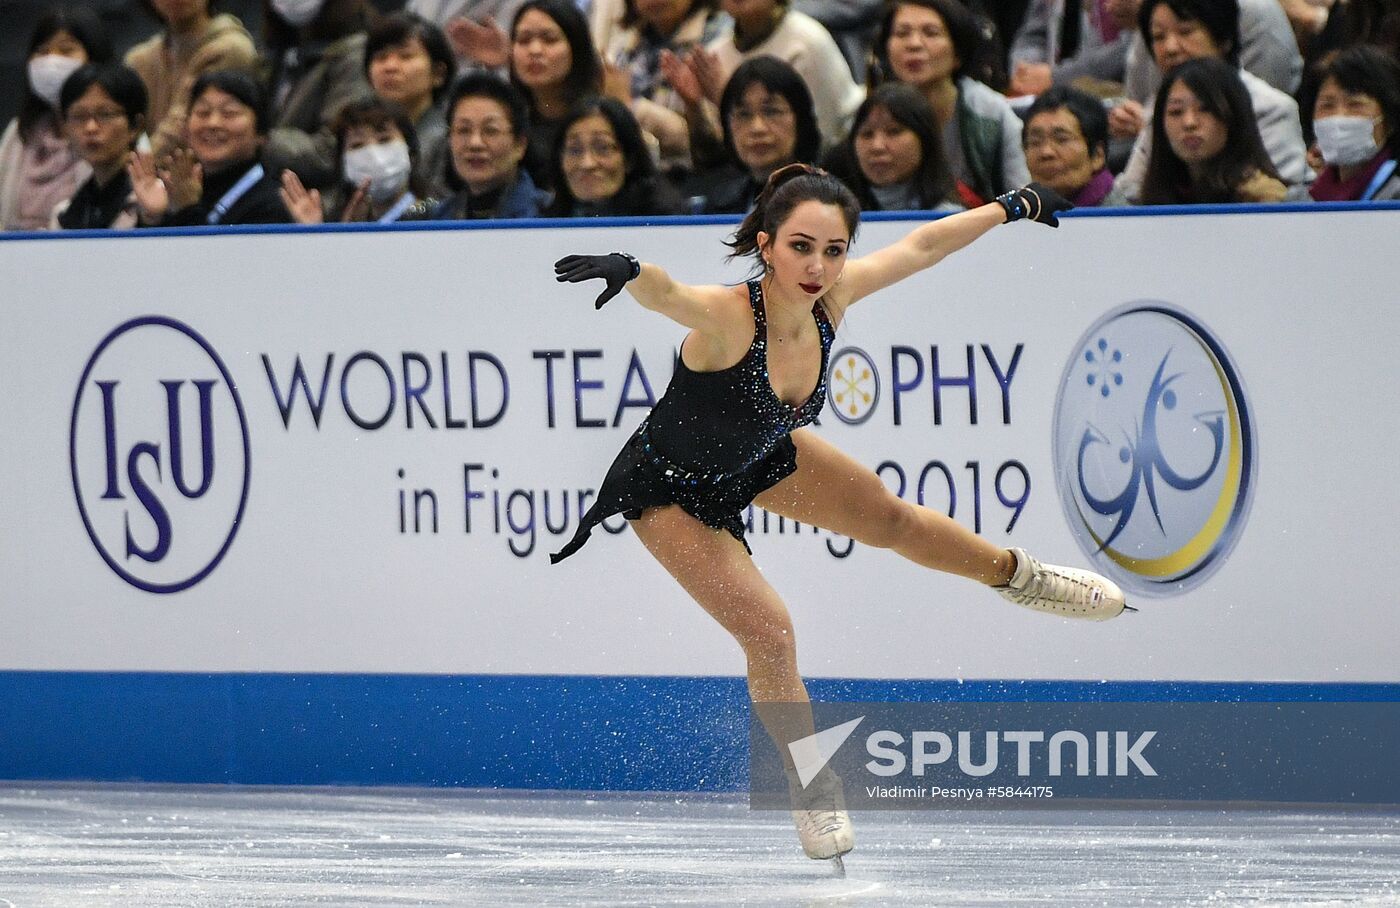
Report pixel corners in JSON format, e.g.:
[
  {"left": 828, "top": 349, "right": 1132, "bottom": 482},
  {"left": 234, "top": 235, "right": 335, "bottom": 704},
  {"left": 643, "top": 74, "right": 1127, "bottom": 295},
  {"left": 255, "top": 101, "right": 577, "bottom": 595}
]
[{"left": 69, "top": 317, "right": 251, "bottom": 593}]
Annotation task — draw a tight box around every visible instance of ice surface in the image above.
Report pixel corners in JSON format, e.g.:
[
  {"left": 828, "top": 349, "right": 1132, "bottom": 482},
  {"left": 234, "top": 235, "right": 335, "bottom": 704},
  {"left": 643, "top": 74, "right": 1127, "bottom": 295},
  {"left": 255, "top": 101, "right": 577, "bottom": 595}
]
[{"left": 0, "top": 784, "right": 1397, "bottom": 906}]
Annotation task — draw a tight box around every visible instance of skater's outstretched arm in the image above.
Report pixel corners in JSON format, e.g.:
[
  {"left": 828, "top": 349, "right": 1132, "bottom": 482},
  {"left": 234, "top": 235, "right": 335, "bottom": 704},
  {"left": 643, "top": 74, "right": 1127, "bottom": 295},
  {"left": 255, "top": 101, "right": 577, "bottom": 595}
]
[
  {"left": 554, "top": 253, "right": 732, "bottom": 332},
  {"left": 835, "top": 184, "right": 1072, "bottom": 309}
]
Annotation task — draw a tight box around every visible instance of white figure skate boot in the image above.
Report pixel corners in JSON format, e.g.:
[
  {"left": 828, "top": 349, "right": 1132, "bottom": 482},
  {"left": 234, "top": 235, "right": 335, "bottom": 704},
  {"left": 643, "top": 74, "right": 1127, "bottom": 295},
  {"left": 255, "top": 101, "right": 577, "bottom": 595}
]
[
  {"left": 995, "top": 548, "right": 1129, "bottom": 620},
  {"left": 787, "top": 766, "right": 854, "bottom": 862}
]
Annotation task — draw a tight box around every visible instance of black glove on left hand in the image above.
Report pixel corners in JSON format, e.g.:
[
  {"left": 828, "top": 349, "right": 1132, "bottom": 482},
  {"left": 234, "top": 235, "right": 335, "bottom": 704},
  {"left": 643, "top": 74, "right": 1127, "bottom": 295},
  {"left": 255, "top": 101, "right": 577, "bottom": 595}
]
[
  {"left": 995, "top": 182, "right": 1073, "bottom": 227},
  {"left": 553, "top": 252, "right": 640, "bottom": 309}
]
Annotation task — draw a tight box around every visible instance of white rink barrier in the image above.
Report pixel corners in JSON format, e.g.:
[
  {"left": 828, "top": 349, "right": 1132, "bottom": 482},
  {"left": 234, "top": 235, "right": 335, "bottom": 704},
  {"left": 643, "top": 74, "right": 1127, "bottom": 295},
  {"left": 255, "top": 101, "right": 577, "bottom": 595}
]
[{"left": 3, "top": 208, "right": 1398, "bottom": 684}]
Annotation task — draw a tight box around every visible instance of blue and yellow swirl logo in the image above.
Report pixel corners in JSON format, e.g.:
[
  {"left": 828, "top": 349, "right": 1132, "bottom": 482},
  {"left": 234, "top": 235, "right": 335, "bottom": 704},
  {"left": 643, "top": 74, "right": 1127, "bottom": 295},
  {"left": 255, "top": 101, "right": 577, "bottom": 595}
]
[{"left": 1052, "top": 304, "right": 1255, "bottom": 596}]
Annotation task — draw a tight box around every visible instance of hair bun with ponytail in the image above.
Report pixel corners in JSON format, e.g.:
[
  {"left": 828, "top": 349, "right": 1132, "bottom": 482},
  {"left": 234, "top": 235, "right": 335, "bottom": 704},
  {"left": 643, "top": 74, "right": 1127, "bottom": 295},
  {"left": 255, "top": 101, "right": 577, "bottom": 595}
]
[{"left": 725, "top": 164, "right": 861, "bottom": 267}]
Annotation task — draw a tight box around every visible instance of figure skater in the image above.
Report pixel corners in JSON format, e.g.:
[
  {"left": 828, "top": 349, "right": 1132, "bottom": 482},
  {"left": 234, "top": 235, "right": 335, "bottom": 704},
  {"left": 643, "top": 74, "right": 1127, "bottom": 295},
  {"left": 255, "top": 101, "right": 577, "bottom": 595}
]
[{"left": 550, "top": 164, "right": 1128, "bottom": 867}]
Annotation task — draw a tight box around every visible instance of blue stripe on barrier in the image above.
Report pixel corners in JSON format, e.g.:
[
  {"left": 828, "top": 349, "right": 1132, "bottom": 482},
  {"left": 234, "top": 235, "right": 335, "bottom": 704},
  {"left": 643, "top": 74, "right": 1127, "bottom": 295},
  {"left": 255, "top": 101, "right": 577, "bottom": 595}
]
[
  {"left": 2, "top": 200, "right": 1397, "bottom": 242},
  {"left": 1, "top": 672, "right": 1396, "bottom": 790}
]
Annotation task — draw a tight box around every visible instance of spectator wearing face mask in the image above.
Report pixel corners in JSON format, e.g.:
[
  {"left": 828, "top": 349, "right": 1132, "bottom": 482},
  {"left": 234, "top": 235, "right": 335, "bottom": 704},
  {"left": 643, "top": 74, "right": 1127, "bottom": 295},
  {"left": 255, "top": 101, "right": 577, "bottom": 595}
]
[
  {"left": 281, "top": 97, "right": 439, "bottom": 223},
  {"left": 1, "top": 10, "right": 114, "bottom": 231},
  {"left": 1308, "top": 45, "right": 1400, "bottom": 203},
  {"left": 261, "top": 0, "right": 379, "bottom": 189},
  {"left": 53, "top": 64, "right": 148, "bottom": 230}
]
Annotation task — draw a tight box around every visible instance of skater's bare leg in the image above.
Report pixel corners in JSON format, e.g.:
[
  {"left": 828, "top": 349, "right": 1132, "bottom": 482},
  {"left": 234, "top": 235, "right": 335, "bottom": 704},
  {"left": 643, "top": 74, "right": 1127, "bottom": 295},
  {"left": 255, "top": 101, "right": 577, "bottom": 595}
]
[
  {"left": 632, "top": 505, "right": 815, "bottom": 746},
  {"left": 755, "top": 428, "right": 1016, "bottom": 585},
  {"left": 633, "top": 506, "right": 854, "bottom": 860}
]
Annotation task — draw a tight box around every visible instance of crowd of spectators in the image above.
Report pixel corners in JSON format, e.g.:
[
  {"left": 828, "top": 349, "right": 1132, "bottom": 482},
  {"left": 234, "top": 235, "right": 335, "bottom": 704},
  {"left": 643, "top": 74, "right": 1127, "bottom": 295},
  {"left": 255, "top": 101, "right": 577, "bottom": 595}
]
[{"left": 2, "top": 0, "right": 1398, "bottom": 231}]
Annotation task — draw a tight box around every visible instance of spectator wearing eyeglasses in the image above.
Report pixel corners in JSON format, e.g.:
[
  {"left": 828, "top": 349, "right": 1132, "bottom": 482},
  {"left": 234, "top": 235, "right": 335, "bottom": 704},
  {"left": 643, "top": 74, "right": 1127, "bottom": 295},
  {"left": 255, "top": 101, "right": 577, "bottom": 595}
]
[
  {"left": 697, "top": 0, "right": 865, "bottom": 149},
  {"left": 545, "top": 96, "right": 686, "bottom": 216},
  {"left": 698, "top": 56, "right": 820, "bottom": 214},
  {"left": 53, "top": 64, "right": 148, "bottom": 230},
  {"left": 431, "top": 72, "right": 547, "bottom": 219},
  {"left": 503, "top": 0, "right": 605, "bottom": 191},
  {"left": 1022, "top": 86, "right": 1126, "bottom": 206}
]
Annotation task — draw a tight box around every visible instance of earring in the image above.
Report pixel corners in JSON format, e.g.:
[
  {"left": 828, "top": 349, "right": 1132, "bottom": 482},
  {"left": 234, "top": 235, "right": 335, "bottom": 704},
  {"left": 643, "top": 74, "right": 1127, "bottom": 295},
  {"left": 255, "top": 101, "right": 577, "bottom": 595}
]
[{"left": 764, "top": 260, "right": 773, "bottom": 274}]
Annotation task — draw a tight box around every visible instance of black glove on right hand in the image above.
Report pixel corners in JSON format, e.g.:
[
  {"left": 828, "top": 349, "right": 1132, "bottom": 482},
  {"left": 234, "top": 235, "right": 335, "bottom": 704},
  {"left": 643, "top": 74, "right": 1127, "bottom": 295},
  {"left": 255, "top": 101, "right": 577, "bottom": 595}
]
[
  {"left": 553, "top": 253, "right": 640, "bottom": 309},
  {"left": 995, "top": 183, "right": 1073, "bottom": 227}
]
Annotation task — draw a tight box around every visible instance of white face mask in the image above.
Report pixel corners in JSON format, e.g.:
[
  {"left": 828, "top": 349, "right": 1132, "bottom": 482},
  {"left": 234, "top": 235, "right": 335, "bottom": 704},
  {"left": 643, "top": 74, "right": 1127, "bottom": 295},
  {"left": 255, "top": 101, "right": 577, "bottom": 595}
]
[
  {"left": 271, "top": 0, "right": 326, "bottom": 27},
  {"left": 28, "top": 54, "right": 84, "bottom": 108},
  {"left": 1314, "top": 115, "right": 1381, "bottom": 168},
  {"left": 343, "top": 140, "right": 413, "bottom": 203}
]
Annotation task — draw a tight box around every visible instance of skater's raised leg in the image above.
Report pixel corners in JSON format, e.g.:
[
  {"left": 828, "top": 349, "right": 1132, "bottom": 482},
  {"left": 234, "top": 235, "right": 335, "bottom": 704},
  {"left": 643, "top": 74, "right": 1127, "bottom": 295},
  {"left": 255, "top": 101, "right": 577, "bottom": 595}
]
[{"left": 755, "top": 429, "right": 1126, "bottom": 619}]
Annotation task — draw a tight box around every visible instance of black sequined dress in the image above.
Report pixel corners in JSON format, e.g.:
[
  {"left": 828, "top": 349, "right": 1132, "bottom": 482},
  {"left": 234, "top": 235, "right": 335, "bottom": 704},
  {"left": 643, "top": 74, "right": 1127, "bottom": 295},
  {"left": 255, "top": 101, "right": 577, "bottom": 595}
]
[{"left": 550, "top": 279, "right": 834, "bottom": 562}]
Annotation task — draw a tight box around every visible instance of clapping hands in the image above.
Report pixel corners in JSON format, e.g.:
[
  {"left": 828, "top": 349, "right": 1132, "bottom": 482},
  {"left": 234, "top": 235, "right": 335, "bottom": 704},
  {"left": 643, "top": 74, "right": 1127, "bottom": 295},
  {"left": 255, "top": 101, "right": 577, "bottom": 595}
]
[
  {"left": 656, "top": 46, "right": 725, "bottom": 107},
  {"left": 128, "top": 148, "right": 202, "bottom": 224},
  {"left": 446, "top": 15, "right": 508, "bottom": 68}
]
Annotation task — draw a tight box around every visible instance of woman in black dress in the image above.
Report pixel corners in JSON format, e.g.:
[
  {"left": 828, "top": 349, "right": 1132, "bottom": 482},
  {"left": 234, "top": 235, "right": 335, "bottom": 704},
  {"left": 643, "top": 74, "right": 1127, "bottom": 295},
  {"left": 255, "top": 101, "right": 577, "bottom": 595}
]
[{"left": 552, "top": 164, "right": 1127, "bottom": 865}]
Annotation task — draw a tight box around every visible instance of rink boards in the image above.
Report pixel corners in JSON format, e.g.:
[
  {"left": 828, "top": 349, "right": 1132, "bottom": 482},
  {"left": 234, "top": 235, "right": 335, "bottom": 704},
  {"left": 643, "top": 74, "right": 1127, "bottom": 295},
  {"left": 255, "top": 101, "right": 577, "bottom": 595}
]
[{"left": 2, "top": 204, "right": 1398, "bottom": 788}]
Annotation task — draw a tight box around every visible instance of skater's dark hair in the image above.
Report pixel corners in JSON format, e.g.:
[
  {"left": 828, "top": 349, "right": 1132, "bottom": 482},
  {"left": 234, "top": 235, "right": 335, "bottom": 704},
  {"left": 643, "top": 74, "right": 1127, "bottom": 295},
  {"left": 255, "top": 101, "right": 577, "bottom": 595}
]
[{"left": 726, "top": 163, "right": 860, "bottom": 269}]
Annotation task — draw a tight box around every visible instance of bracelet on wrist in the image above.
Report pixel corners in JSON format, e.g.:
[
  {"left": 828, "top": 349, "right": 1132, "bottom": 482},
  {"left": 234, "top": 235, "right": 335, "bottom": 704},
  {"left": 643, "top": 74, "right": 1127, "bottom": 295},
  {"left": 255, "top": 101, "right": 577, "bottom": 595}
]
[{"left": 614, "top": 251, "right": 641, "bottom": 281}]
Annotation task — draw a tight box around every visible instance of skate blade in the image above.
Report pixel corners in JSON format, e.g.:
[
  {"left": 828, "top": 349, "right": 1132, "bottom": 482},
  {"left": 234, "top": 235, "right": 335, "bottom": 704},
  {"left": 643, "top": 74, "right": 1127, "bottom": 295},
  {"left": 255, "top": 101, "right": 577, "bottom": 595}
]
[
  {"left": 830, "top": 854, "right": 846, "bottom": 878},
  {"left": 1122, "top": 603, "right": 1139, "bottom": 613}
]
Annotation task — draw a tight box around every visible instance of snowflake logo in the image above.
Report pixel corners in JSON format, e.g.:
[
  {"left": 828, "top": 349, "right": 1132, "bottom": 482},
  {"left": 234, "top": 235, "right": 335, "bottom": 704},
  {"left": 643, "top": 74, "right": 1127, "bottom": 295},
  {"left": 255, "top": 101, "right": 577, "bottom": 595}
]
[
  {"left": 827, "top": 347, "right": 879, "bottom": 425},
  {"left": 1084, "top": 337, "right": 1124, "bottom": 398}
]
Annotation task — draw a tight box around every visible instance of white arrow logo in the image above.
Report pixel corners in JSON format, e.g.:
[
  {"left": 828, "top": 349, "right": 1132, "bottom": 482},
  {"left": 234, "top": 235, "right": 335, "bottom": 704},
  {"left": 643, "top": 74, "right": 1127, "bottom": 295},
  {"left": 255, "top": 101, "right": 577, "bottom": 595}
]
[{"left": 787, "top": 716, "right": 864, "bottom": 788}]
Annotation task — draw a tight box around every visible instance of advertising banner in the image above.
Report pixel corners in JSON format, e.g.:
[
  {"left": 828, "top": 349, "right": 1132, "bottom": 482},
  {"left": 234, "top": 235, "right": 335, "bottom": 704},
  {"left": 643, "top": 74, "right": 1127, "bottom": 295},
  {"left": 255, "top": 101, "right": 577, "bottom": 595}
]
[{"left": 3, "top": 210, "right": 1398, "bottom": 686}]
